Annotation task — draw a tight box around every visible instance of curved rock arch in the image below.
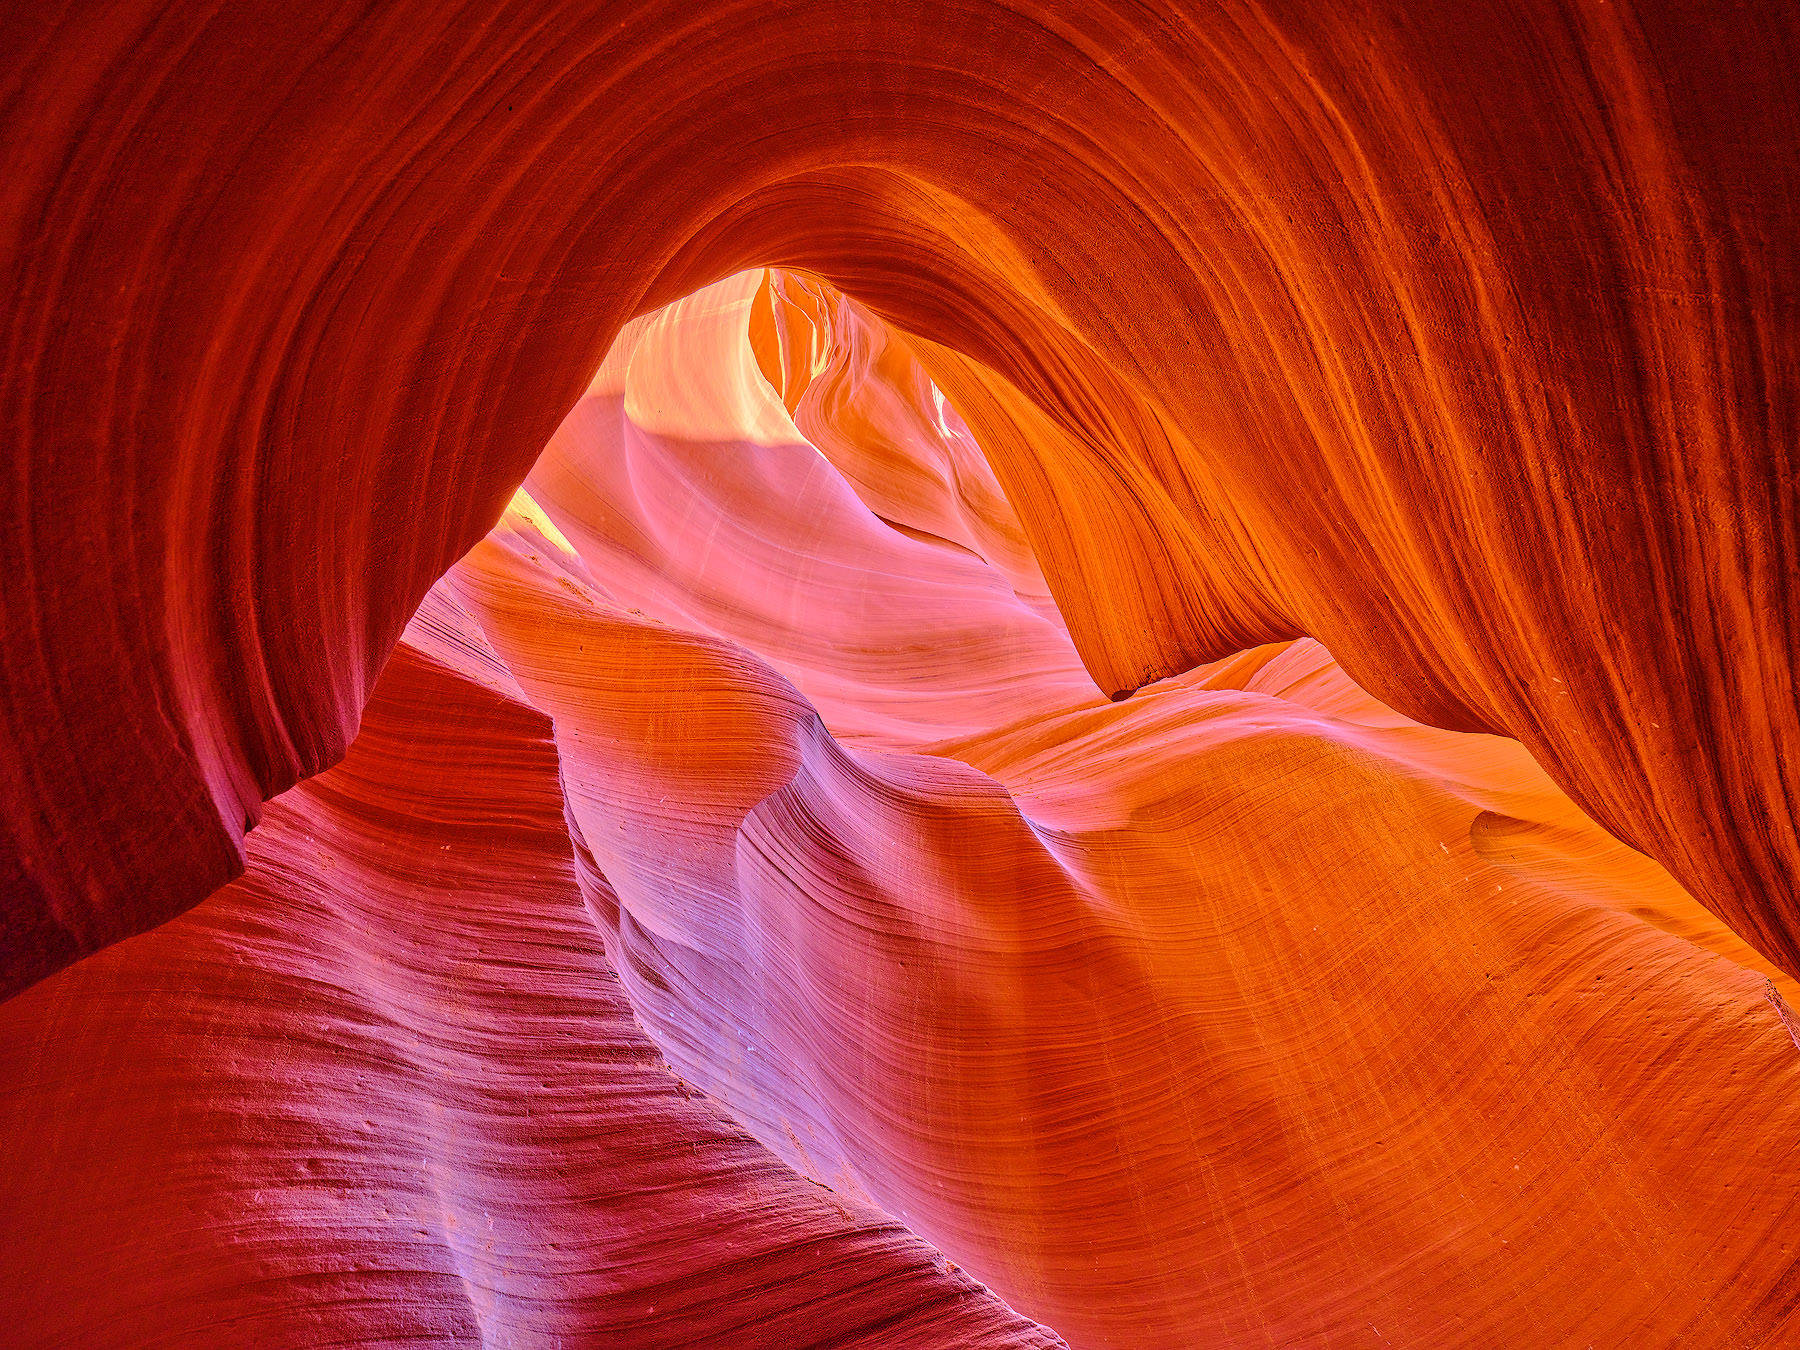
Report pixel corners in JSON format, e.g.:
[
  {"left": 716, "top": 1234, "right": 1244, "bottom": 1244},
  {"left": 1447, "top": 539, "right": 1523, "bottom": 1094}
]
[{"left": 3, "top": 2, "right": 1795, "bottom": 1013}]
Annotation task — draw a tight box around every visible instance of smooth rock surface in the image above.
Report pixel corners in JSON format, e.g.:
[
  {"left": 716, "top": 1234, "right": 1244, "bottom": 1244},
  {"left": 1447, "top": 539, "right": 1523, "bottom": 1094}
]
[{"left": 12, "top": 272, "right": 1793, "bottom": 1347}]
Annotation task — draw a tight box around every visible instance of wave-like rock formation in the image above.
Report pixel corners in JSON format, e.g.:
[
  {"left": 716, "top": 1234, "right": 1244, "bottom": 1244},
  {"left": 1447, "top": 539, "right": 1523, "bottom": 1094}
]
[
  {"left": 8, "top": 267, "right": 1800, "bottom": 1345},
  {"left": 0, "top": 617, "right": 1062, "bottom": 1349},
  {"left": 3, "top": 3, "right": 1798, "bottom": 1345}
]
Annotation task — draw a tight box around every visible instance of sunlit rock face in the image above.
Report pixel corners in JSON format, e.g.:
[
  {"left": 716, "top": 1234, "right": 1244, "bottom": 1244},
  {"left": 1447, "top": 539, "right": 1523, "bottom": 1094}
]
[
  {"left": 4, "top": 3, "right": 1800, "bottom": 1345},
  {"left": 6, "top": 270, "right": 1800, "bottom": 1347}
]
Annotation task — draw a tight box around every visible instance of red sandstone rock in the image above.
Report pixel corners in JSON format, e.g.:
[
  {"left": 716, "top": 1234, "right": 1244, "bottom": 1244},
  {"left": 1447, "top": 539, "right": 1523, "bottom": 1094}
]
[
  {"left": 4, "top": 6, "right": 1800, "bottom": 1345},
  {"left": 0, "top": 610, "right": 1062, "bottom": 1348},
  {"left": 423, "top": 276, "right": 1800, "bottom": 1345},
  {"left": 3, "top": 0, "right": 1797, "bottom": 989},
  {"left": 24, "top": 270, "right": 1790, "bottom": 1344}
]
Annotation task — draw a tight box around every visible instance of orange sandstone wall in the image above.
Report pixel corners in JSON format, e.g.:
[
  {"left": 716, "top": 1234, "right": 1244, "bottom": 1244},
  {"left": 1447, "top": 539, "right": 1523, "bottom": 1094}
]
[
  {"left": 3, "top": 0, "right": 1797, "bottom": 991},
  {"left": 4, "top": 3, "right": 1800, "bottom": 1345},
  {"left": 0, "top": 594, "right": 1063, "bottom": 1348},
  {"left": 9, "top": 270, "right": 1796, "bottom": 1346}
]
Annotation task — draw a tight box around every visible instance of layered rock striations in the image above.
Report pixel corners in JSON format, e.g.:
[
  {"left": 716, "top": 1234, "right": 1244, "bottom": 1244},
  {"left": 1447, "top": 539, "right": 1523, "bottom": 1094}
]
[
  {"left": 0, "top": 583, "right": 1064, "bottom": 1349},
  {"left": 7, "top": 269, "right": 1798, "bottom": 1345},
  {"left": 4, "top": 3, "right": 1800, "bottom": 1344},
  {"left": 3, "top": 0, "right": 1797, "bottom": 991}
]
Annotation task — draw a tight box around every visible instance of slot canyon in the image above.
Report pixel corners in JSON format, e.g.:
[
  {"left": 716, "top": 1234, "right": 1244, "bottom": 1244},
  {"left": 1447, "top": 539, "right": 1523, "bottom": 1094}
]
[{"left": 2, "top": 4, "right": 1798, "bottom": 1347}]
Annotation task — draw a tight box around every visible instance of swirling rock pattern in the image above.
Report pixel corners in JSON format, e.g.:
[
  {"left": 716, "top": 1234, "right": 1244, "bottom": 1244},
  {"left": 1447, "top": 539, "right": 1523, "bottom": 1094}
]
[
  {"left": 10, "top": 269, "right": 1798, "bottom": 1345},
  {"left": 3, "top": 1, "right": 1799, "bottom": 1344},
  {"left": 3, "top": 0, "right": 1797, "bottom": 991},
  {"left": 470, "top": 274, "right": 1800, "bottom": 1346},
  {"left": 0, "top": 591, "right": 1063, "bottom": 1349}
]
